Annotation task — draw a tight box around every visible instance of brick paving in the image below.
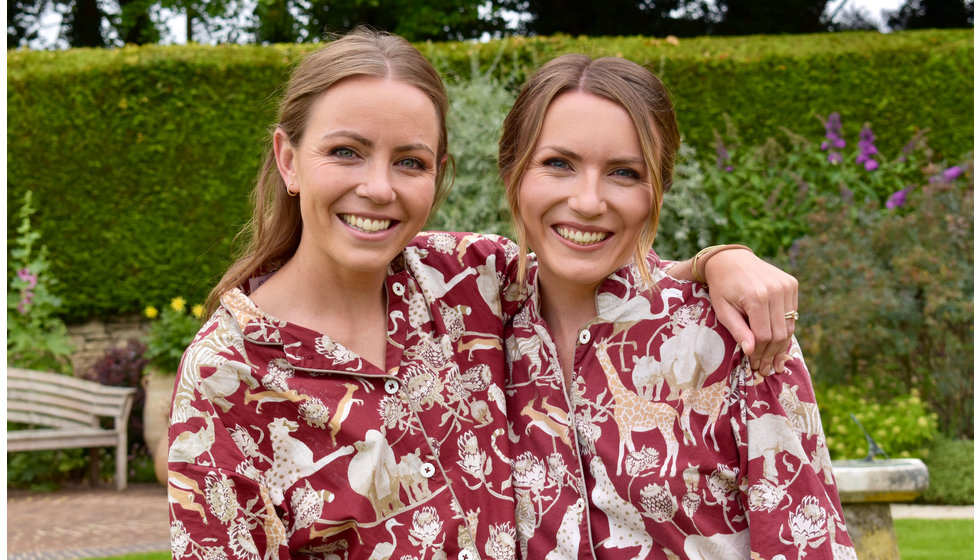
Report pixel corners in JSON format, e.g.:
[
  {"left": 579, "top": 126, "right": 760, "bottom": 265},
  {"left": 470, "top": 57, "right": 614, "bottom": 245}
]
[{"left": 6, "top": 483, "right": 169, "bottom": 560}]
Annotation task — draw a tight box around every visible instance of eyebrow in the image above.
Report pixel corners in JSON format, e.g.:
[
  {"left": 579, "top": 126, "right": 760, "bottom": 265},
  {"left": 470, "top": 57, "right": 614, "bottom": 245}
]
[
  {"left": 320, "top": 130, "right": 436, "bottom": 158},
  {"left": 537, "top": 145, "right": 645, "bottom": 167}
]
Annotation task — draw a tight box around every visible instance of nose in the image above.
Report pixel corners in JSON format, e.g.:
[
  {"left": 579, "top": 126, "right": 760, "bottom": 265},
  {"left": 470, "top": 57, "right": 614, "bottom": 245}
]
[
  {"left": 354, "top": 164, "right": 396, "bottom": 204},
  {"left": 567, "top": 174, "right": 607, "bottom": 217}
]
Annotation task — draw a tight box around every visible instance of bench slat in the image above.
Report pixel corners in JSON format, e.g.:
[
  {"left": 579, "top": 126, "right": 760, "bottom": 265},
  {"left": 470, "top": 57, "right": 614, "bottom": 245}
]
[
  {"left": 7, "top": 387, "right": 128, "bottom": 422},
  {"left": 7, "top": 428, "right": 120, "bottom": 451}
]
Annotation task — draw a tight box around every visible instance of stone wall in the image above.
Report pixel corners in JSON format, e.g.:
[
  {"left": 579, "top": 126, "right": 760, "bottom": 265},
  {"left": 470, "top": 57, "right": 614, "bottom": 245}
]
[{"left": 67, "top": 316, "right": 149, "bottom": 376}]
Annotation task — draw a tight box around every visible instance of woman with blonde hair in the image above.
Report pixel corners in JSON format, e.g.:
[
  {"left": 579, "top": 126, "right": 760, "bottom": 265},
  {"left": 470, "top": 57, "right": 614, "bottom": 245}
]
[
  {"left": 170, "top": 28, "right": 804, "bottom": 559},
  {"left": 500, "top": 54, "right": 855, "bottom": 559}
]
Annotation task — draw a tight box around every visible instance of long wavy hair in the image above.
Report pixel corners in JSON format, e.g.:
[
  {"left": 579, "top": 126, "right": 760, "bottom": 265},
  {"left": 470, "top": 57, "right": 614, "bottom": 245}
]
[
  {"left": 205, "top": 27, "right": 452, "bottom": 315},
  {"left": 497, "top": 54, "right": 681, "bottom": 287}
]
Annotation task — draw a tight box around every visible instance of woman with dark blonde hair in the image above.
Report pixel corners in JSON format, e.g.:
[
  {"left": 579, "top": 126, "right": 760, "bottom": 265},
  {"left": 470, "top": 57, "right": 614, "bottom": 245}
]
[
  {"left": 501, "top": 54, "right": 855, "bottom": 559},
  {"left": 170, "top": 28, "right": 806, "bottom": 559}
]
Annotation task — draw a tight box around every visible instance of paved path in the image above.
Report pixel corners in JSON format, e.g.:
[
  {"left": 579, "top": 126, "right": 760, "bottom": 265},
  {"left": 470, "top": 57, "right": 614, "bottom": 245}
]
[
  {"left": 7, "top": 483, "right": 169, "bottom": 560},
  {"left": 5, "top": 483, "right": 973, "bottom": 559}
]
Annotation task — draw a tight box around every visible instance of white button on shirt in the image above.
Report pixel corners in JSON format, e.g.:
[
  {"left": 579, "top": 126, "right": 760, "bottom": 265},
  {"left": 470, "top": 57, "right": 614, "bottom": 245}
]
[
  {"left": 578, "top": 329, "right": 591, "bottom": 344},
  {"left": 384, "top": 379, "right": 400, "bottom": 394},
  {"left": 392, "top": 282, "right": 405, "bottom": 296},
  {"left": 420, "top": 462, "right": 436, "bottom": 478}
]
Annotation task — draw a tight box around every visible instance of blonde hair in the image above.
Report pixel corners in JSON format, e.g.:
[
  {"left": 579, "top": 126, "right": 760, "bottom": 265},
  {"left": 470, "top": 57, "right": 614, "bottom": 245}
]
[
  {"left": 206, "top": 27, "right": 451, "bottom": 315},
  {"left": 498, "top": 54, "right": 681, "bottom": 287}
]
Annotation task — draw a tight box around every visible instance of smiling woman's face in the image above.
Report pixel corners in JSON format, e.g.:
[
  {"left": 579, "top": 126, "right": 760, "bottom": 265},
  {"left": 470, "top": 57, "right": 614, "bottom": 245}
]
[
  {"left": 275, "top": 75, "right": 440, "bottom": 276},
  {"left": 517, "top": 91, "right": 654, "bottom": 295}
]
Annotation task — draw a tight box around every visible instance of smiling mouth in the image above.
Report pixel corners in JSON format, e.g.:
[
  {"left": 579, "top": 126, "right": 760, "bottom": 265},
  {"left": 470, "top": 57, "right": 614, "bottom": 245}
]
[
  {"left": 340, "top": 214, "right": 393, "bottom": 233},
  {"left": 554, "top": 226, "right": 609, "bottom": 246}
]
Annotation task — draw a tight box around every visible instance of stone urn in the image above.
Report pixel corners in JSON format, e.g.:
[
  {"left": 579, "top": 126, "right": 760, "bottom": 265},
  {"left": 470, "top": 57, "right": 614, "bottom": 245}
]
[{"left": 142, "top": 370, "right": 177, "bottom": 483}]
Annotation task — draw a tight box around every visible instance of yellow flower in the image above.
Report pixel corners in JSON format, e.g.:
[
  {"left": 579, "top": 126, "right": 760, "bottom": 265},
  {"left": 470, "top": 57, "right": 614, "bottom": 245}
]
[
  {"left": 191, "top": 304, "right": 204, "bottom": 319},
  {"left": 144, "top": 306, "right": 159, "bottom": 319},
  {"left": 170, "top": 297, "right": 186, "bottom": 313}
]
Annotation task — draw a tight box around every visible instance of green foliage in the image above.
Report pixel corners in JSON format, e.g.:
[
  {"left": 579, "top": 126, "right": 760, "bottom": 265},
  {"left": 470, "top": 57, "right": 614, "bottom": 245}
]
[
  {"left": 6, "top": 444, "right": 90, "bottom": 491},
  {"left": 815, "top": 382, "right": 939, "bottom": 460},
  {"left": 427, "top": 50, "right": 517, "bottom": 237},
  {"left": 694, "top": 113, "right": 937, "bottom": 257},
  {"left": 656, "top": 143, "right": 729, "bottom": 260},
  {"left": 6, "top": 191, "right": 75, "bottom": 373},
  {"left": 143, "top": 297, "right": 204, "bottom": 373},
  {"left": 789, "top": 167, "right": 974, "bottom": 438},
  {"left": 895, "top": 519, "right": 974, "bottom": 560},
  {"left": 918, "top": 437, "right": 974, "bottom": 505}
]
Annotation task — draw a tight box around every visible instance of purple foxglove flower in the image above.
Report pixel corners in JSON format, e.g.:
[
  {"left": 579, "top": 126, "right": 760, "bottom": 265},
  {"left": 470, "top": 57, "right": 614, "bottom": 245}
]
[
  {"left": 16, "top": 268, "right": 37, "bottom": 289},
  {"left": 856, "top": 153, "right": 868, "bottom": 165},
  {"left": 820, "top": 141, "right": 829, "bottom": 151},
  {"left": 942, "top": 166, "right": 963, "bottom": 181},
  {"left": 865, "top": 159, "right": 879, "bottom": 171},
  {"left": 833, "top": 138, "right": 846, "bottom": 149},
  {"left": 725, "top": 165, "right": 734, "bottom": 172},
  {"left": 828, "top": 152, "right": 843, "bottom": 164},
  {"left": 886, "top": 187, "right": 909, "bottom": 209}
]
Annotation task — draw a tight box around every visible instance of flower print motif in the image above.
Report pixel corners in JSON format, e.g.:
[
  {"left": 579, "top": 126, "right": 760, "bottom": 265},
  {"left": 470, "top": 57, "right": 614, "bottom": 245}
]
[
  {"left": 428, "top": 232, "right": 458, "bottom": 254},
  {"left": 229, "top": 425, "right": 260, "bottom": 458},
  {"left": 440, "top": 302, "right": 469, "bottom": 342},
  {"left": 378, "top": 394, "right": 409, "bottom": 429},
  {"left": 290, "top": 482, "right": 325, "bottom": 531},
  {"left": 511, "top": 451, "right": 547, "bottom": 491},
  {"left": 409, "top": 506, "right": 443, "bottom": 548},
  {"left": 682, "top": 492, "right": 701, "bottom": 517},
  {"left": 748, "top": 480, "right": 787, "bottom": 512},
  {"left": 227, "top": 520, "right": 261, "bottom": 560},
  {"left": 299, "top": 396, "right": 331, "bottom": 429},
  {"left": 409, "top": 332, "right": 453, "bottom": 372},
  {"left": 262, "top": 359, "right": 293, "bottom": 392},
  {"left": 204, "top": 472, "right": 238, "bottom": 523},
  {"left": 640, "top": 482, "right": 678, "bottom": 522},
  {"left": 171, "top": 520, "right": 191, "bottom": 558},
  {"left": 572, "top": 411, "right": 601, "bottom": 455},
  {"left": 789, "top": 496, "right": 829, "bottom": 549},
  {"left": 625, "top": 447, "right": 661, "bottom": 477},
  {"left": 547, "top": 452, "right": 567, "bottom": 486},
  {"left": 457, "top": 431, "right": 488, "bottom": 478},
  {"left": 315, "top": 336, "right": 358, "bottom": 364},
  {"left": 707, "top": 464, "right": 740, "bottom": 503},
  {"left": 401, "top": 362, "right": 443, "bottom": 408},
  {"left": 460, "top": 364, "right": 491, "bottom": 392},
  {"left": 485, "top": 522, "right": 517, "bottom": 560}
]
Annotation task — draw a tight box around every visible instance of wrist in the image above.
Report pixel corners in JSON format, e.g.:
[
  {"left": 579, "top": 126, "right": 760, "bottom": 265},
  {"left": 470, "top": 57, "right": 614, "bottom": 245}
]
[{"left": 692, "top": 244, "right": 754, "bottom": 283}]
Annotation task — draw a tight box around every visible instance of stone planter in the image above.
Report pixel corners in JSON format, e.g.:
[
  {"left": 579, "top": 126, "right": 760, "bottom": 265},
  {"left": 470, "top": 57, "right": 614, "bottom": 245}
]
[{"left": 141, "top": 371, "right": 177, "bottom": 484}]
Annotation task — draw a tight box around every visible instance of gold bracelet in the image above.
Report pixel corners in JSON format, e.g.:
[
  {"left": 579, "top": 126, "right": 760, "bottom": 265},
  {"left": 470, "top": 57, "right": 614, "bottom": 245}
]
[{"left": 692, "top": 244, "right": 754, "bottom": 284}]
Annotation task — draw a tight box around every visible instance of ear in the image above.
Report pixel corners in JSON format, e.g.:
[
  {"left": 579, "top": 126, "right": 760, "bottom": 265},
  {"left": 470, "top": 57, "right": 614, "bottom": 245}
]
[{"left": 273, "top": 128, "right": 296, "bottom": 189}]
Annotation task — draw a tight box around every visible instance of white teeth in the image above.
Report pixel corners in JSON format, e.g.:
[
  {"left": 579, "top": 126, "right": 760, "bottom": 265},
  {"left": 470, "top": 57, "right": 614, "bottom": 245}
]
[
  {"left": 342, "top": 214, "right": 391, "bottom": 233},
  {"left": 555, "top": 226, "right": 608, "bottom": 245}
]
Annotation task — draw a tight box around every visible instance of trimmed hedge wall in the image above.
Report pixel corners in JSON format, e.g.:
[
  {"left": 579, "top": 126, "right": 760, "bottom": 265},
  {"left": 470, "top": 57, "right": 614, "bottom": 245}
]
[{"left": 7, "top": 30, "right": 973, "bottom": 321}]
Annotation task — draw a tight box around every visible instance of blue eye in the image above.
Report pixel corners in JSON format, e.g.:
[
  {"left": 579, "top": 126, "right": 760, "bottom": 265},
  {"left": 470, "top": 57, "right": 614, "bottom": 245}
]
[
  {"left": 612, "top": 168, "right": 641, "bottom": 180},
  {"left": 398, "top": 157, "right": 427, "bottom": 171},
  {"left": 331, "top": 147, "right": 356, "bottom": 158},
  {"left": 543, "top": 158, "right": 570, "bottom": 169}
]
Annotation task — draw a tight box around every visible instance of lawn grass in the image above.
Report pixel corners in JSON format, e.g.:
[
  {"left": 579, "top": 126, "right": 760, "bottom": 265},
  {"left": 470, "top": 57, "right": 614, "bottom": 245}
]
[
  {"left": 90, "top": 518, "right": 973, "bottom": 560},
  {"left": 894, "top": 518, "right": 974, "bottom": 560}
]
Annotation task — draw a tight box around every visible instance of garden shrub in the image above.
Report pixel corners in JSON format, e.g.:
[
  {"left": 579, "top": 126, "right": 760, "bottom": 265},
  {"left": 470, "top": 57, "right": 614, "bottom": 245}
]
[
  {"left": 788, "top": 165, "right": 973, "bottom": 438},
  {"left": 814, "top": 381, "right": 939, "bottom": 461},
  {"left": 6, "top": 30, "right": 972, "bottom": 321},
  {"left": 86, "top": 339, "right": 149, "bottom": 450},
  {"left": 918, "top": 437, "right": 974, "bottom": 505},
  {"left": 6, "top": 446, "right": 91, "bottom": 491}
]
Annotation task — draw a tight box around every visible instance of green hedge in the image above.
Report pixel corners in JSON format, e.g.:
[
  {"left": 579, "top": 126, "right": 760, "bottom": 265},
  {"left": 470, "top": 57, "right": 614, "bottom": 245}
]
[{"left": 7, "top": 30, "right": 973, "bottom": 321}]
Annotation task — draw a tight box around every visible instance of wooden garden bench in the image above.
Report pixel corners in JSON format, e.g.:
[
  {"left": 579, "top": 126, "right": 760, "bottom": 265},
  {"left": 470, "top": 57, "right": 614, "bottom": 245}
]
[{"left": 6, "top": 367, "right": 137, "bottom": 490}]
